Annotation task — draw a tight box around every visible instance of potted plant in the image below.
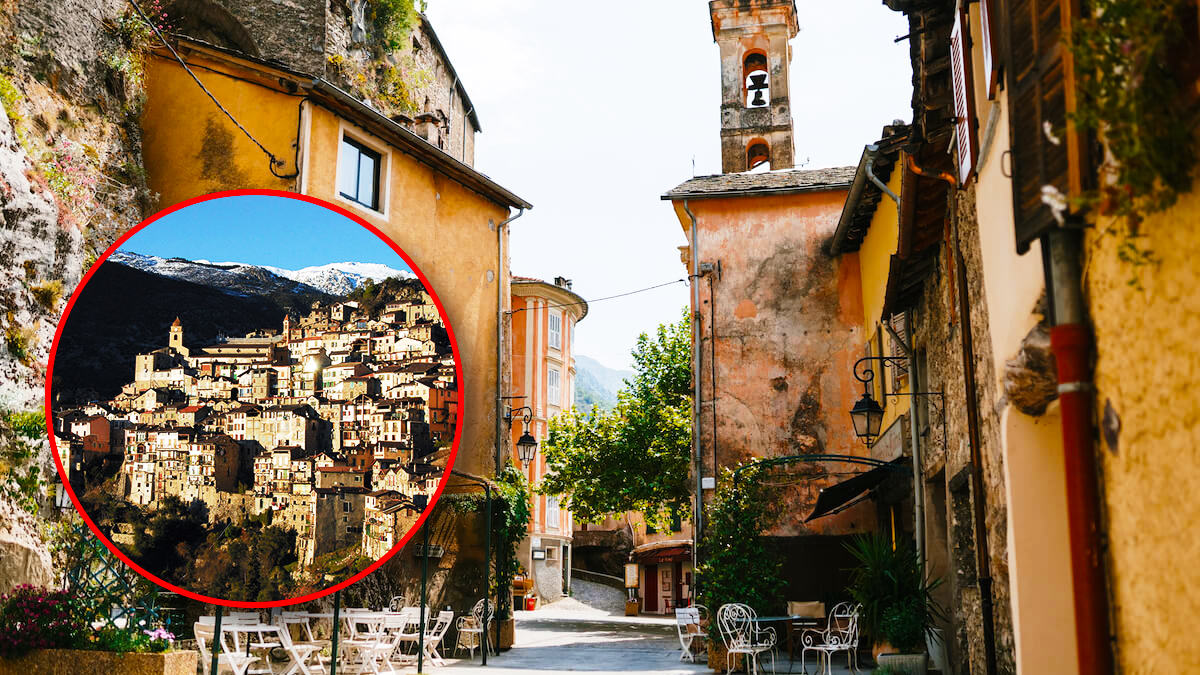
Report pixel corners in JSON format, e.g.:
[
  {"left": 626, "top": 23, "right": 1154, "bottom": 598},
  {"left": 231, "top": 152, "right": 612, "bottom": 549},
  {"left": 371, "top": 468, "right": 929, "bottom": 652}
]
[
  {"left": 875, "top": 598, "right": 931, "bottom": 675},
  {"left": 0, "top": 585, "right": 196, "bottom": 675},
  {"left": 696, "top": 466, "right": 783, "bottom": 672},
  {"left": 845, "top": 534, "right": 943, "bottom": 674}
]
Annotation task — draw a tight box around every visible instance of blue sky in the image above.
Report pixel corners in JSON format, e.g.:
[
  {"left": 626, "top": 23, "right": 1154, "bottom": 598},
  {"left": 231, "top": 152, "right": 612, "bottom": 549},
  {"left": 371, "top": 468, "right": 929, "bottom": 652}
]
[
  {"left": 120, "top": 194, "right": 413, "bottom": 272},
  {"left": 426, "top": 1, "right": 911, "bottom": 369}
]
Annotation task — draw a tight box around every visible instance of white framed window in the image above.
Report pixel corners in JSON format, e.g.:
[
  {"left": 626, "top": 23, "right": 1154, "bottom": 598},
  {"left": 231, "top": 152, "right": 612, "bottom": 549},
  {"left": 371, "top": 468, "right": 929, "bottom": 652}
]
[
  {"left": 548, "top": 312, "right": 562, "bottom": 350},
  {"left": 335, "top": 126, "right": 390, "bottom": 217},
  {"left": 548, "top": 367, "right": 560, "bottom": 405},
  {"left": 338, "top": 136, "right": 381, "bottom": 210},
  {"left": 546, "top": 496, "right": 561, "bottom": 530}
]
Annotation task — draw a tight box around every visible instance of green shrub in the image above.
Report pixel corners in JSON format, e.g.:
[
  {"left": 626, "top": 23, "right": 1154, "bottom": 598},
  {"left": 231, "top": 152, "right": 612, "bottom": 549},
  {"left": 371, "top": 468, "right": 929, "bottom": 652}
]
[
  {"left": 6, "top": 410, "right": 47, "bottom": 439},
  {"left": 696, "top": 464, "right": 784, "bottom": 639}
]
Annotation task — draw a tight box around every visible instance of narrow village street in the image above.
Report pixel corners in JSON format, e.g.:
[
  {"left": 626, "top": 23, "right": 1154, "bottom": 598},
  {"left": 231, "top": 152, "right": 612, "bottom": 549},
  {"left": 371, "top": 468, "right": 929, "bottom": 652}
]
[{"left": 435, "top": 580, "right": 855, "bottom": 675}]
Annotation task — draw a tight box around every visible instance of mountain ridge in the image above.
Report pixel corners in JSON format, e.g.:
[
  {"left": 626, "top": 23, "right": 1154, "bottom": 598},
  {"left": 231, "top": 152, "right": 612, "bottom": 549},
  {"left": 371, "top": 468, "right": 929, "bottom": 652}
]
[{"left": 111, "top": 251, "right": 413, "bottom": 298}]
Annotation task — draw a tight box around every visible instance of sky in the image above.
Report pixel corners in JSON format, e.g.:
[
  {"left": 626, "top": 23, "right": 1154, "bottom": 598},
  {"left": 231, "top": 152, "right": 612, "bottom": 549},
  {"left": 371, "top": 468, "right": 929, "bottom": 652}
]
[
  {"left": 425, "top": 1, "right": 913, "bottom": 371},
  {"left": 120, "top": 194, "right": 414, "bottom": 272}
]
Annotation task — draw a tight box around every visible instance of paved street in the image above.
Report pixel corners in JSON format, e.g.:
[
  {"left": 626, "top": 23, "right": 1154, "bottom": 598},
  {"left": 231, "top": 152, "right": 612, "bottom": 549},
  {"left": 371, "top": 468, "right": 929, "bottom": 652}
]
[{"left": 432, "top": 582, "right": 858, "bottom": 675}]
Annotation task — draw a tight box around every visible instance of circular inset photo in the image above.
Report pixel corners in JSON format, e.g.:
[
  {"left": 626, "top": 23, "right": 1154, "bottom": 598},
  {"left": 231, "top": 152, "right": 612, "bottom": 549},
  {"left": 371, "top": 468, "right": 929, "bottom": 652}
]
[{"left": 47, "top": 191, "right": 460, "bottom": 606}]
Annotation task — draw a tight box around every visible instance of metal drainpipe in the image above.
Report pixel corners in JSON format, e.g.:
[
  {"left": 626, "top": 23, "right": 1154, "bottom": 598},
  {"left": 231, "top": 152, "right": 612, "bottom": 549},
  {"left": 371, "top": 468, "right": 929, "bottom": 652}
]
[
  {"left": 496, "top": 209, "right": 525, "bottom": 474},
  {"left": 865, "top": 145, "right": 900, "bottom": 205},
  {"left": 897, "top": 313, "right": 925, "bottom": 573},
  {"left": 682, "top": 200, "right": 703, "bottom": 582},
  {"left": 1044, "top": 228, "right": 1113, "bottom": 674},
  {"left": 952, "top": 195, "right": 998, "bottom": 675}
]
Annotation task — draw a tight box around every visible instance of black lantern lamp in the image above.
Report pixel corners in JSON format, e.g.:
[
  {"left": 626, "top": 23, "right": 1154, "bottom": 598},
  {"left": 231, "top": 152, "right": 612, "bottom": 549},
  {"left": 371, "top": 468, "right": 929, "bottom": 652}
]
[
  {"left": 516, "top": 430, "right": 538, "bottom": 468},
  {"left": 850, "top": 392, "right": 885, "bottom": 443},
  {"left": 505, "top": 404, "right": 538, "bottom": 468}
]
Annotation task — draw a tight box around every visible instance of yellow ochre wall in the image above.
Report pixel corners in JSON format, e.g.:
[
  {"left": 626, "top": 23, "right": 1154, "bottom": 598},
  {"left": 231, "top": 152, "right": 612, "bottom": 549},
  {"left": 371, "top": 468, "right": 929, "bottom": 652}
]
[
  {"left": 141, "top": 52, "right": 513, "bottom": 478},
  {"left": 855, "top": 163, "right": 909, "bottom": 430},
  {"left": 142, "top": 55, "right": 296, "bottom": 201},
  {"left": 1086, "top": 185, "right": 1200, "bottom": 673}
]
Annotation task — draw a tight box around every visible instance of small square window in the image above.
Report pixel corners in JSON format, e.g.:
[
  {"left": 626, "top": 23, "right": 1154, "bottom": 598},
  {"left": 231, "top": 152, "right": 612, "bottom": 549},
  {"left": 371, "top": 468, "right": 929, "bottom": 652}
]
[{"left": 338, "top": 136, "right": 382, "bottom": 210}]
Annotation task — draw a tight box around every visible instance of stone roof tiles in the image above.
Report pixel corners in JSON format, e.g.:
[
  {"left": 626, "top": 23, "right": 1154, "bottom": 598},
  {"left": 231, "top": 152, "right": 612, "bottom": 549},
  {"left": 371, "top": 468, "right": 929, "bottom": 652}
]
[{"left": 662, "top": 166, "right": 857, "bottom": 200}]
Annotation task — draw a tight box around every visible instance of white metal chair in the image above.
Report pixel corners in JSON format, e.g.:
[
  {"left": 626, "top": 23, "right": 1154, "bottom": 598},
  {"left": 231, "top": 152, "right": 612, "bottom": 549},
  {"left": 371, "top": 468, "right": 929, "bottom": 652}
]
[
  {"left": 717, "top": 603, "right": 776, "bottom": 674},
  {"left": 676, "top": 606, "right": 707, "bottom": 662},
  {"left": 455, "top": 598, "right": 495, "bottom": 659},
  {"left": 799, "top": 602, "right": 861, "bottom": 675},
  {"left": 195, "top": 621, "right": 260, "bottom": 675},
  {"left": 454, "top": 614, "right": 483, "bottom": 660}
]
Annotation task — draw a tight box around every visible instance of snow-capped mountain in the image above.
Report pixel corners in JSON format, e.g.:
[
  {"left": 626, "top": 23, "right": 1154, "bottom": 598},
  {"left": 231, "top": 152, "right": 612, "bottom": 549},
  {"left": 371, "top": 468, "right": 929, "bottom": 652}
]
[
  {"left": 108, "top": 252, "right": 413, "bottom": 298},
  {"left": 263, "top": 261, "right": 414, "bottom": 296}
]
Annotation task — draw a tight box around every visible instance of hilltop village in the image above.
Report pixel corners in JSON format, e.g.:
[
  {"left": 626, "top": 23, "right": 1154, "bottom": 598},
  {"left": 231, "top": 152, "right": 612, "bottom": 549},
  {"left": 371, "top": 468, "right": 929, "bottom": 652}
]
[{"left": 53, "top": 288, "right": 454, "bottom": 568}]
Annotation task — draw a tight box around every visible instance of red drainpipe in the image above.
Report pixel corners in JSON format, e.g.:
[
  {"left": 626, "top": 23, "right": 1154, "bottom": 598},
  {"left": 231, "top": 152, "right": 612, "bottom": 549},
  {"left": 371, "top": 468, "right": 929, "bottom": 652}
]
[{"left": 1044, "top": 229, "right": 1113, "bottom": 674}]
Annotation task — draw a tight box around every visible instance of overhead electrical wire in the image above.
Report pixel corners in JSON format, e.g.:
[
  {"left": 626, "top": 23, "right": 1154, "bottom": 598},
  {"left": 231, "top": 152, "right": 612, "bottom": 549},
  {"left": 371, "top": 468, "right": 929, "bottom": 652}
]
[
  {"left": 125, "top": 0, "right": 295, "bottom": 178},
  {"left": 508, "top": 278, "right": 687, "bottom": 315}
]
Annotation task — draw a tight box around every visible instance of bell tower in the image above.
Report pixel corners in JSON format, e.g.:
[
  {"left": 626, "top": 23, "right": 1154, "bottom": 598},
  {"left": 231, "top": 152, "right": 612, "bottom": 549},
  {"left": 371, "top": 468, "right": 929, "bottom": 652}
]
[
  {"left": 710, "top": 0, "right": 799, "bottom": 173},
  {"left": 169, "top": 316, "right": 184, "bottom": 351}
]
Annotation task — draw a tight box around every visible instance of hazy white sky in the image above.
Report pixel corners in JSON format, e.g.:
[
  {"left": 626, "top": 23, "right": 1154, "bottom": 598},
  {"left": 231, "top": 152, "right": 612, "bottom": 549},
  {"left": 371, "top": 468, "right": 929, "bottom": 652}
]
[{"left": 426, "top": 1, "right": 912, "bottom": 370}]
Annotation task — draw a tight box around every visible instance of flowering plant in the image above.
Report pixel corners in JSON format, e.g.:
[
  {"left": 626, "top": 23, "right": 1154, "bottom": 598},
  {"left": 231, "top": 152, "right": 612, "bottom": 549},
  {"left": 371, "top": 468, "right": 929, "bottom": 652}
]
[{"left": 0, "top": 585, "right": 87, "bottom": 657}]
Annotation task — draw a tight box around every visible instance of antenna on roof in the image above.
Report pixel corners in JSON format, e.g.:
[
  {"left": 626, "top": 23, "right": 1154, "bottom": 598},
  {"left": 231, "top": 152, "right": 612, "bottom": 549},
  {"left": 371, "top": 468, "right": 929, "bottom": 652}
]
[{"left": 692, "top": 155, "right": 696, "bottom": 177}]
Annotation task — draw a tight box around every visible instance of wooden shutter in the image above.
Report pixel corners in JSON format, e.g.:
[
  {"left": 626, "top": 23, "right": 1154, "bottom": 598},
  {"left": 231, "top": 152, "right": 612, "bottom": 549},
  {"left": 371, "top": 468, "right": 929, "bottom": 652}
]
[
  {"left": 889, "top": 313, "right": 909, "bottom": 391},
  {"left": 951, "top": 8, "right": 978, "bottom": 185},
  {"left": 980, "top": 0, "right": 1000, "bottom": 99},
  {"left": 1006, "top": 0, "right": 1085, "bottom": 254}
]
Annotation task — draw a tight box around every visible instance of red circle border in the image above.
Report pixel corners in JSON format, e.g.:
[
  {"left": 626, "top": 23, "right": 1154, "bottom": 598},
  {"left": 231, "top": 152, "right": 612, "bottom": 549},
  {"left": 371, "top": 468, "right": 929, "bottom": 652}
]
[{"left": 45, "top": 189, "right": 465, "bottom": 609}]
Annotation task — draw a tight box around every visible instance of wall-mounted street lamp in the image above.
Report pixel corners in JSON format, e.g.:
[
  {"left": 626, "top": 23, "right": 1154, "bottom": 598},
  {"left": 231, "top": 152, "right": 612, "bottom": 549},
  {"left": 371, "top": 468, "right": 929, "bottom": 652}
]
[
  {"left": 850, "top": 392, "right": 886, "bottom": 442},
  {"left": 850, "top": 355, "right": 943, "bottom": 448},
  {"left": 504, "top": 405, "right": 538, "bottom": 468}
]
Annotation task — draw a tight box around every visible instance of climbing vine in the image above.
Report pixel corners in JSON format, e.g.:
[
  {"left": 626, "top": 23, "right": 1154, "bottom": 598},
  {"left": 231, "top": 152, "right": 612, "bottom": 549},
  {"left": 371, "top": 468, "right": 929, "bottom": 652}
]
[
  {"left": 443, "top": 465, "right": 531, "bottom": 616},
  {"left": 373, "top": 0, "right": 428, "bottom": 52},
  {"left": 1070, "top": 0, "right": 1200, "bottom": 222}
]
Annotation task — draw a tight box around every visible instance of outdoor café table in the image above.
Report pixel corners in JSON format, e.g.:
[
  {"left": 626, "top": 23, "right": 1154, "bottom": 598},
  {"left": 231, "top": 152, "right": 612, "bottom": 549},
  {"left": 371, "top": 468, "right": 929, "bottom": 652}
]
[
  {"left": 750, "top": 615, "right": 822, "bottom": 674},
  {"left": 220, "top": 622, "right": 294, "bottom": 675}
]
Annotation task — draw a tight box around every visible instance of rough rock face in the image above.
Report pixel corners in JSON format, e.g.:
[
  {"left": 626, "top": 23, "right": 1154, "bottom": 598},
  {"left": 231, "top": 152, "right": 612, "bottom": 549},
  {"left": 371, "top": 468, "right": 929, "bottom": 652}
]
[
  {"left": 0, "top": 0, "right": 149, "bottom": 593},
  {"left": 1004, "top": 321, "right": 1058, "bottom": 417}
]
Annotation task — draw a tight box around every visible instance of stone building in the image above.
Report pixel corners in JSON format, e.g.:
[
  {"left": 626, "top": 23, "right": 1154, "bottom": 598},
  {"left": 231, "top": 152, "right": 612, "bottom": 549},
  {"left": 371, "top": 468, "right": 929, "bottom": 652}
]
[
  {"left": 710, "top": 0, "right": 798, "bottom": 172},
  {"left": 662, "top": 0, "right": 877, "bottom": 601},
  {"left": 161, "top": 0, "right": 479, "bottom": 165}
]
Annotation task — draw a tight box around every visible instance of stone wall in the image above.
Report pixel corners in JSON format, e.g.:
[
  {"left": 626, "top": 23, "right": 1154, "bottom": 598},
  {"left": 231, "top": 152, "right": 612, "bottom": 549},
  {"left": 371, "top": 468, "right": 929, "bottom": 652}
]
[
  {"left": 0, "top": 0, "right": 151, "bottom": 593},
  {"left": 910, "top": 183, "right": 1015, "bottom": 674}
]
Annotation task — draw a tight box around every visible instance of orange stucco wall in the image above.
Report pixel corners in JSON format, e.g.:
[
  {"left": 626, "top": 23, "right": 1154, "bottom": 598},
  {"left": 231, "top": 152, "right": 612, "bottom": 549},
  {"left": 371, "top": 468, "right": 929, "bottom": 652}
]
[
  {"left": 141, "top": 51, "right": 513, "bottom": 478},
  {"left": 672, "top": 188, "right": 875, "bottom": 537}
]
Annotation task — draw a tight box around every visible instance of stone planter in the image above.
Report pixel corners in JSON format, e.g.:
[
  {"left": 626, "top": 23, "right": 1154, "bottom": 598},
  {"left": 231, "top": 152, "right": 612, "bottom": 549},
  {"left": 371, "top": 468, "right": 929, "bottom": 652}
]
[
  {"left": 0, "top": 649, "right": 198, "bottom": 675},
  {"left": 497, "top": 617, "right": 516, "bottom": 650},
  {"left": 708, "top": 641, "right": 744, "bottom": 673},
  {"left": 876, "top": 652, "right": 929, "bottom": 675}
]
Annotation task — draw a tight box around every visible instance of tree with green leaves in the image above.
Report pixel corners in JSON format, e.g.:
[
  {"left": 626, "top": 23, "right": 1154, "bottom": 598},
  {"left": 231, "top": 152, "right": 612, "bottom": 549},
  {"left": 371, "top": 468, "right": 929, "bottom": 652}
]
[{"left": 536, "top": 310, "right": 692, "bottom": 528}]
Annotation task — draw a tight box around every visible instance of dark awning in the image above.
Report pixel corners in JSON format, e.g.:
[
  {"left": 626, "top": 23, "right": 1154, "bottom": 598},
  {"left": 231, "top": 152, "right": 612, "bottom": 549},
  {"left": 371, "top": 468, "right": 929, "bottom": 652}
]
[
  {"left": 630, "top": 540, "right": 693, "bottom": 564},
  {"left": 805, "top": 458, "right": 910, "bottom": 522}
]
